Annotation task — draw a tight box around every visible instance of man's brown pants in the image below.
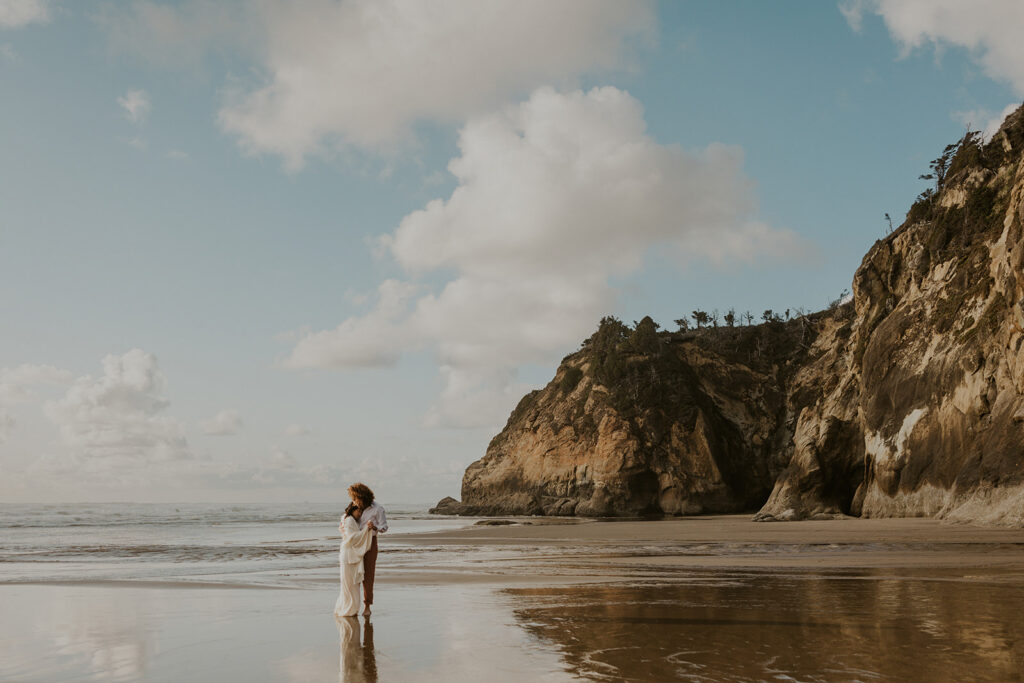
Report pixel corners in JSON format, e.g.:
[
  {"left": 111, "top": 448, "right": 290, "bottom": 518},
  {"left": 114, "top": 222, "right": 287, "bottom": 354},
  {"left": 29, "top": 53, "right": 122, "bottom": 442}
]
[{"left": 363, "top": 535, "right": 378, "bottom": 606}]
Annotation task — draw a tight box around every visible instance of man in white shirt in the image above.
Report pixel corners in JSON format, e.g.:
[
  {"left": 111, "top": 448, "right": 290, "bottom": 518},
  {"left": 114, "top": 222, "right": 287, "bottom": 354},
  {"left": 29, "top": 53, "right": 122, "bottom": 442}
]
[{"left": 348, "top": 482, "right": 387, "bottom": 616}]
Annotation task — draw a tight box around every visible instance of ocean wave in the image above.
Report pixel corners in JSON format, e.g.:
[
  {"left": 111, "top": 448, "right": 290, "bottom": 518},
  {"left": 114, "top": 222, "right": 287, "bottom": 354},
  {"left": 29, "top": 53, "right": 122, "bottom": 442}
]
[
  {"left": 0, "top": 502, "right": 431, "bottom": 529},
  {"left": 0, "top": 542, "right": 335, "bottom": 563}
]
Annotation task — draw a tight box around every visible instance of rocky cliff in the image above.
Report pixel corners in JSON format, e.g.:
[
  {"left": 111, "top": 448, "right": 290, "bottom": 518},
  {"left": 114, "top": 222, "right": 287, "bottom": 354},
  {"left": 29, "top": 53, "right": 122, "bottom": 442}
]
[{"left": 432, "top": 104, "right": 1024, "bottom": 524}]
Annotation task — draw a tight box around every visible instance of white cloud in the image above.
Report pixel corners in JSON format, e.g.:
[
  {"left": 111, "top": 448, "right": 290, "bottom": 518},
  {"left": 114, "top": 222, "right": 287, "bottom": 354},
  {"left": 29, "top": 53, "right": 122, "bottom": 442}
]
[
  {"left": 287, "top": 87, "right": 809, "bottom": 428},
  {"left": 117, "top": 89, "right": 151, "bottom": 124},
  {"left": 220, "top": 0, "right": 654, "bottom": 169},
  {"left": 0, "top": 363, "right": 72, "bottom": 442},
  {"left": 956, "top": 102, "right": 1020, "bottom": 141},
  {"left": 285, "top": 423, "right": 310, "bottom": 437},
  {"left": 103, "top": 0, "right": 655, "bottom": 170},
  {"left": 0, "top": 0, "right": 49, "bottom": 28},
  {"left": 8, "top": 450, "right": 352, "bottom": 494},
  {"left": 192, "top": 451, "right": 351, "bottom": 489},
  {"left": 0, "top": 363, "right": 73, "bottom": 404},
  {"left": 838, "top": 0, "right": 867, "bottom": 32},
  {"left": 422, "top": 366, "right": 532, "bottom": 430},
  {"left": 0, "top": 354, "right": 445, "bottom": 496},
  {"left": 286, "top": 279, "right": 419, "bottom": 368},
  {"left": 44, "top": 349, "right": 192, "bottom": 462},
  {"left": 842, "top": 0, "right": 1024, "bottom": 95},
  {"left": 199, "top": 408, "right": 243, "bottom": 436}
]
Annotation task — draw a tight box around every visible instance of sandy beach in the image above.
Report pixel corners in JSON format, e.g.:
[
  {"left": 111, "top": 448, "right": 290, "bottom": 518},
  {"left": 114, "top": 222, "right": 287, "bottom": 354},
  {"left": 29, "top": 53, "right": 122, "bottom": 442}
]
[
  {"left": 4, "top": 512, "right": 1024, "bottom": 681},
  {"left": 396, "top": 515, "right": 1024, "bottom": 573}
]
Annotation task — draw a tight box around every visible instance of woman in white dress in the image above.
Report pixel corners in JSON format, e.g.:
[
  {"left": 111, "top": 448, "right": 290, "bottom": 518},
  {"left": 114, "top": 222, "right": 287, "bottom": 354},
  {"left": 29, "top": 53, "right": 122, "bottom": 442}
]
[{"left": 334, "top": 502, "right": 377, "bottom": 618}]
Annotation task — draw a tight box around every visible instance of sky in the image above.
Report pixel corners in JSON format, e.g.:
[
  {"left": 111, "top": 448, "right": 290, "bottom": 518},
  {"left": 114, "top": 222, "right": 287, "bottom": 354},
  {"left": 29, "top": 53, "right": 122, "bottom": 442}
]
[{"left": 1, "top": 0, "right": 1022, "bottom": 505}]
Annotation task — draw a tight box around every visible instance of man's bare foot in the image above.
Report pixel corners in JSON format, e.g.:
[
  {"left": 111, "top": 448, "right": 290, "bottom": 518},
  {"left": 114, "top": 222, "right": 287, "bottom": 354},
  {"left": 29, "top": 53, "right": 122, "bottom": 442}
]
[{"left": 362, "top": 606, "right": 371, "bottom": 616}]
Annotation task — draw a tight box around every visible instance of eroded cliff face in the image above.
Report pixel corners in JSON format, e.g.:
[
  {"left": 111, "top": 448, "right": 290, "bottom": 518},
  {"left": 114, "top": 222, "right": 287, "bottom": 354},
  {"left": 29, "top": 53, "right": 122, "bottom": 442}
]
[
  {"left": 759, "top": 106, "right": 1024, "bottom": 524},
  {"left": 434, "top": 315, "right": 826, "bottom": 517},
  {"left": 433, "top": 105, "right": 1024, "bottom": 524}
]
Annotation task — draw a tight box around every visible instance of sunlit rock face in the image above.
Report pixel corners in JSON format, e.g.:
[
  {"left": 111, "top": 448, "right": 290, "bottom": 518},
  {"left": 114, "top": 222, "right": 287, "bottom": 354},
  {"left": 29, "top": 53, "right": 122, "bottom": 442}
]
[
  {"left": 455, "top": 329, "right": 801, "bottom": 517},
  {"left": 436, "top": 105, "right": 1024, "bottom": 524},
  {"left": 439, "top": 309, "right": 827, "bottom": 517},
  {"left": 760, "top": 105, "right": 1024, "bottom": 524}
]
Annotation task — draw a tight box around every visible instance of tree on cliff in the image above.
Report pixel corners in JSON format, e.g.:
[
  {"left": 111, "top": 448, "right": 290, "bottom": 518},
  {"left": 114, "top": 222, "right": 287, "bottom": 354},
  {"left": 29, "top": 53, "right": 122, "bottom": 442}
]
[
  {"left": 691, "top": 310, "right": 709, "bottom": 329},
  {"left": 582, "top": 316, "right": 629, "bottom": 352},
  {"left": 582, "top": 316, "right": 630, "bottom": 384},
  {"left": 912, "top": 129, "right": 983, "bottom": 218},
  {"left": 920, "top": 131, "right": 980, "bottom": 193},
  {"left": 629, "top": 316, "right": 661, "bottom": 355}
]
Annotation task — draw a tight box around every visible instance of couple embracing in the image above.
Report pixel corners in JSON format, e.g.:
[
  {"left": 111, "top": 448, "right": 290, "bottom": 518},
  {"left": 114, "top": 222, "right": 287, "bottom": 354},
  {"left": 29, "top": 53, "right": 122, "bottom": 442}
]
[{"left": 334, "top": 482, "right": 388, "bottom": 618}]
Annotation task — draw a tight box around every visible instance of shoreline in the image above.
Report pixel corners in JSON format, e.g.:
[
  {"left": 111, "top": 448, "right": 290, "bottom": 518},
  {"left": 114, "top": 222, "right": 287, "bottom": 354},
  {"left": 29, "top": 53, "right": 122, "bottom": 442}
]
[
  {"left": 5, "top": 515, "right": 1024, "bottom": 681},
  {"left": 396, "top": 514, "right": 1024, "bottom": 576},
  {"left": 10, "top": 514, "right": 1024, "bottom": 591},
  {"left": 406, "top": 513, "right": 1024, "bottom": 545}
]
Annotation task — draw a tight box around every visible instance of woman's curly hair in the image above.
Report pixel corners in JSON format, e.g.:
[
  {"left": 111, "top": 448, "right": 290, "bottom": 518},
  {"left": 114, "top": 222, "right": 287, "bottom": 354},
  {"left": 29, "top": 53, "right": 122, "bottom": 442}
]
[{"left": 347, "top": 482, "right": 375, "bottom": 509}]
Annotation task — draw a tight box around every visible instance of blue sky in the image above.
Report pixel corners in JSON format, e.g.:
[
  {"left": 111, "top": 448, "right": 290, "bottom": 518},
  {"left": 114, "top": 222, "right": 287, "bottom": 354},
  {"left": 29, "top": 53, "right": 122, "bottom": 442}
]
[{"left": 1, "top": 0, "right": 1021, "bottom": 503}]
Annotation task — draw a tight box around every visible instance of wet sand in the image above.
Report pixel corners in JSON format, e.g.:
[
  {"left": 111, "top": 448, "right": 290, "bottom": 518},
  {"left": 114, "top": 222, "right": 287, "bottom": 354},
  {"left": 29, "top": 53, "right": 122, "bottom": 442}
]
[
  {"left": 393, "top": 515, "right": 1024, "bottom": 579},
  {"left": 4, "top": 515, "right": 1024, "bottom": 681},
  {"left": 416, "top": 514, "right": 1024, "bottom": 548}
]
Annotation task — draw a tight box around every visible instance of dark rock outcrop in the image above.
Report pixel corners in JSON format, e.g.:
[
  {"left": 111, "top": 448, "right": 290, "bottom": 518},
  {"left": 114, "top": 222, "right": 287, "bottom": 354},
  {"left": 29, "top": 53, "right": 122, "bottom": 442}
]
[
  {"left": 428, "top": 496, "right": 463, "bottom": 515},
  {"left": 436, "top": 104, "right": 1024, "bottom": 525}
]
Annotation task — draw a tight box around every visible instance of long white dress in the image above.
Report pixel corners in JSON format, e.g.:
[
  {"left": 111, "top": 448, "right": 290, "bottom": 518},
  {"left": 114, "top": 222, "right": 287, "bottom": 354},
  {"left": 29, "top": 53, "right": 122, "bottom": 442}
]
[{"left": 334, "top": 515, "right": 374, "bottom": 617}]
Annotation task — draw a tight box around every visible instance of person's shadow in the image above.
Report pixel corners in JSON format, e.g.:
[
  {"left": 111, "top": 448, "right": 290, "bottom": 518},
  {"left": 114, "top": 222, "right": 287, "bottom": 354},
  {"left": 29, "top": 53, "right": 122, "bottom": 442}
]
[{"left": 337, "top": 616, "right": 378, "bottom": 683}]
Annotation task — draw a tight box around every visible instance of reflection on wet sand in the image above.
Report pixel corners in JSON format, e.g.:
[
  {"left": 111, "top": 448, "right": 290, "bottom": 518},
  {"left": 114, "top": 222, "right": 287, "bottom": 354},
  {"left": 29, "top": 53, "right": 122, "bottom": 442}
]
[
  {"left": 337, "top": 616, "right": 377, "bottom": 683},
  {"left": 507, "top": 569, "right": 1024, "bottom": 682}
]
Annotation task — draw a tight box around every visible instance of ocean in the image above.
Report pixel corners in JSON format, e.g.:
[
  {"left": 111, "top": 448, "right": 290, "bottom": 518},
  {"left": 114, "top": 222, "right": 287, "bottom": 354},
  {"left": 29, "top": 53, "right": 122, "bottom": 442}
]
[{"left": 0, "top": 502, "right": 474, "bottom": 588}]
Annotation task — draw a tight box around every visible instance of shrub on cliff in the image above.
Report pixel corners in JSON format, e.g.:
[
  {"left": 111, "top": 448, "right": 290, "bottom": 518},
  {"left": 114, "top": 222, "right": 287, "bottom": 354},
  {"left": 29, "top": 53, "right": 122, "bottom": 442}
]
[
  {"left": 559, "top": 366, "right": 584, "bottom": 394},
  {"left": 628, "top": 316, "right": 662, "bottom": 355},
  {"left": 581, "top": 315, "right": 630, "bottom": 385}
]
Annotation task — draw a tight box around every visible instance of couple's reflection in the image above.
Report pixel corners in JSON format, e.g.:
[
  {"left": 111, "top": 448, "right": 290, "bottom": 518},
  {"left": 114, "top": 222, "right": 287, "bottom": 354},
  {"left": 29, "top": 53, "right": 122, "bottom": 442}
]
[{"left": 337, "top": 616, "right": 377, "bottom": 683}]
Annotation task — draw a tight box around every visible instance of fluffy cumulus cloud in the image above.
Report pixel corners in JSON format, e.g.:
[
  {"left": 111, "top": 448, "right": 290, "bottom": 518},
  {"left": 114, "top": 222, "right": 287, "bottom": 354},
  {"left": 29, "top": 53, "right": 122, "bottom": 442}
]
[
  {"left": 842, "top": 0, "right": 1024, "bottom": 95},
  {"left": 199, "top": 408, "right": 243, "bottom": 436},
  {"left": 286, "top": 279, "right": 418, "bottom": 368},
  {"left": 103, "top": 0, "right": 654, "bottom": 169},
  {"left": 220, "top": 0, "right": 654, "bottom": 168},
  {"left": 44, "top": 349, "right": 192, "bottom": 463},
  {"left": 288, "top": 87, "right": 809, "bottom": 428},
  {"left": 0, "top": 352, "right": 413, "bottom": 497},
  {"left": 0, "top": 0, "right": 49, "bottom": 28}
]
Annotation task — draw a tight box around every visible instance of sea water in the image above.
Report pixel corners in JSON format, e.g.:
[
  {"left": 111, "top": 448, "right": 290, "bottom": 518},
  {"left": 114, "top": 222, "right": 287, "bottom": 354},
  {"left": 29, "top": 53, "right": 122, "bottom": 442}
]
[{"left": 0, "top": 502, "right": 474, "bottom": 587}]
